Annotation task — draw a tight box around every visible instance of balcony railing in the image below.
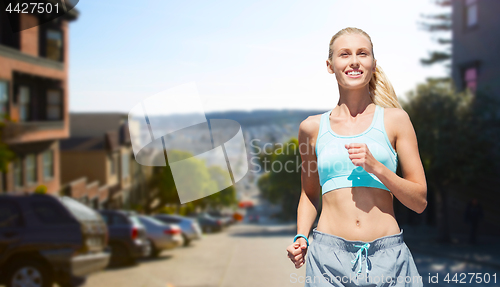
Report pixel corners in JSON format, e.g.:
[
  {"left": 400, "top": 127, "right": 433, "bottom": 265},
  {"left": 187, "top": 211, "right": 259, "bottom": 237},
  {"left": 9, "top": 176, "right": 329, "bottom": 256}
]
[
  {"left": 1, "top": 120, "right": 64, "bottom": 140},
  {"left": 0, "top": 45, "right": 64, "bottom": 70}
]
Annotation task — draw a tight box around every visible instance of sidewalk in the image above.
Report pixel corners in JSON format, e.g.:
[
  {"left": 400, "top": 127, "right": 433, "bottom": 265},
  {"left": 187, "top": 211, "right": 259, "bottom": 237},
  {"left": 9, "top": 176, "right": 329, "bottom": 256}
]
[{"left": 402, "top": 225, "right": 500, "bottom": 270}]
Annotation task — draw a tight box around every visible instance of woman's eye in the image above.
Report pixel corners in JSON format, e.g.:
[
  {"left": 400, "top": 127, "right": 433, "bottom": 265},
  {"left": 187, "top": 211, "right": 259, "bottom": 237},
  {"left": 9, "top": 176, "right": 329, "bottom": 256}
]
[
  {"left": 341, "top": 53, "right": 348, "bottom": 56},
  {"left": 360, "top": 52, "right": 367, "bottom": 55}
]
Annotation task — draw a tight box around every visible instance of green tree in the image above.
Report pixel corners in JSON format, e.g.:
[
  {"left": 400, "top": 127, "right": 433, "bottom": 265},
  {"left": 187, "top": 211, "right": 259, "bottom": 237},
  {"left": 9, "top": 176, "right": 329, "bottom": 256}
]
[
  {"left": 258, "top": 138, "right": 301, "bottom": 221},
  {"left": 0, "top": 116, "right": 16, "bottom": 173},
  {"left": 417, "top": 0, "right": 452, "bottom": 80},
  {"left": 148, "top": 150, "right": 237, "bottom": 214},
  {"left": 402, "top": 79, "right": 498, "bottom": 242},
  {"left": 34, "top": 184, "right": 48, "bottom": 194},
  {"left": 258, "top": 144, "right": 276, "bottom": 172},
  {"left": 202, "top": 166, "right": 238, "bottom": 209},
  {"left": 147, "top": 150, "right": 188, "bottom": 213}
]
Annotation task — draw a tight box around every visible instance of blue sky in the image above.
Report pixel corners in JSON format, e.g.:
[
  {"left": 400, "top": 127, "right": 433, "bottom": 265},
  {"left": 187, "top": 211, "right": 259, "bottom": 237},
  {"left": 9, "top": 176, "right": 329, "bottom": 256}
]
[{"left": 69, "top": 0, "right": 450, "bottom": 114}]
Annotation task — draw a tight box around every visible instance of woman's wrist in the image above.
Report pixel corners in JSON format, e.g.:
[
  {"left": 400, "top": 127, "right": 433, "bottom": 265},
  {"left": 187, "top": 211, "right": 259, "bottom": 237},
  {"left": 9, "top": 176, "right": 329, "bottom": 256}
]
[
  {"left": 293, "top": 234, "right": 309, "bottom": 246},
  {"left": 372, "top": 160, "right": 387, "bottom": 177}
]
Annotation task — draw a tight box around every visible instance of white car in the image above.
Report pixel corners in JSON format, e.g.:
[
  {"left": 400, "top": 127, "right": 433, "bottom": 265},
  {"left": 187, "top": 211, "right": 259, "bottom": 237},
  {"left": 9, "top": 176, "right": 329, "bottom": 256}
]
[
  {"left": 137, "top": 215, "right": 183, "bottom": 257},
  {"left": 154, "top": 214, "right": 203, "bottom": 246}
]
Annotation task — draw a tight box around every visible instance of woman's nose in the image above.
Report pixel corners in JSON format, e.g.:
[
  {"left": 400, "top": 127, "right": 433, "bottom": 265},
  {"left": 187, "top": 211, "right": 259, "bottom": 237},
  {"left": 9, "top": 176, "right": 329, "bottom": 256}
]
[{"left": 349, "top": 56, "right": 360, "bottom": 66}]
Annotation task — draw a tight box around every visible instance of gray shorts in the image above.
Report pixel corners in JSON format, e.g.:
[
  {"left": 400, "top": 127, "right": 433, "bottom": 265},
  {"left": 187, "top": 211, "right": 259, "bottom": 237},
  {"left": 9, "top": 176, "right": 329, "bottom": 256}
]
[{"left": 304, "top": 228, "right": 423, "bottom": 287}]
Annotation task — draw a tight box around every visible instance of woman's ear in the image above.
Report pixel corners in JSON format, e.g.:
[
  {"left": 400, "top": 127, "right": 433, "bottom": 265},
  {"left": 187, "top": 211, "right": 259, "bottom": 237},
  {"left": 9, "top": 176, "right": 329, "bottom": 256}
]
[
  {"left": 326, "top": 59, "right": 334, "bottom": 74},
  {"left": 373, "top": 59, "right": 377, "bottom": 72}
]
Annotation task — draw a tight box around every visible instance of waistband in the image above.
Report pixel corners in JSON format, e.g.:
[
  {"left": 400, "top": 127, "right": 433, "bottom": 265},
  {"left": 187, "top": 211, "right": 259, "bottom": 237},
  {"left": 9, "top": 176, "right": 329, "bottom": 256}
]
[{"left": 311, "top": 228, "right": 404, "bottom": 255}]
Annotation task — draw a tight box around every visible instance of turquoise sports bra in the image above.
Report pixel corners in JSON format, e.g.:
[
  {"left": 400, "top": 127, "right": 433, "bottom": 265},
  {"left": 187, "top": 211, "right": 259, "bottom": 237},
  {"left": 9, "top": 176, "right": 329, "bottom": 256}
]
[{"left": 315, "top": 105, "right": 398, "bottom": 195}]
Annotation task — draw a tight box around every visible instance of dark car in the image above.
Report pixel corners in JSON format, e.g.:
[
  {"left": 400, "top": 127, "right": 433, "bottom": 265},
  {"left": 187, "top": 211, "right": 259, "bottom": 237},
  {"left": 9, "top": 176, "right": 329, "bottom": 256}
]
[
  {"left": 0, "top": 194, "right": 109, "bottom": 287},
  {"left": 207, "top": 210, "right": 234, "bottom": 227},
  {"left": 247, "top": 213, "right": 260, "bottom": 223},
  {"left": 98, "top": 210, "right": 150, "bottom": 265},
  {"left": 154, "top": 214, "right": 202, "bottom": 246},
  {"left": 195, "top": 213, "right": 223, "bottom": 233},
  {"left": 246, "top": 206, "right": 260, "bottom": 223}
]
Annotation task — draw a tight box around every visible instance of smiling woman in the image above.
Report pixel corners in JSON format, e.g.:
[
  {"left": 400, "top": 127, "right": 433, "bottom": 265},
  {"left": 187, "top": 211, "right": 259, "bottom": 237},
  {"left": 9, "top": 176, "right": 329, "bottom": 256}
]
[{"left": 286, "top": 27, "right": 427, "bottom": 287}]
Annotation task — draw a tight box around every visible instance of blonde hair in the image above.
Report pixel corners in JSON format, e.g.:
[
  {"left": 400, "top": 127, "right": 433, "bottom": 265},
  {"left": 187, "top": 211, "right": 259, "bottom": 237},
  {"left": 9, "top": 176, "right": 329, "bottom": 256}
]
[{"left": 328, "top": 27, "right": 402, "bottom": 109}]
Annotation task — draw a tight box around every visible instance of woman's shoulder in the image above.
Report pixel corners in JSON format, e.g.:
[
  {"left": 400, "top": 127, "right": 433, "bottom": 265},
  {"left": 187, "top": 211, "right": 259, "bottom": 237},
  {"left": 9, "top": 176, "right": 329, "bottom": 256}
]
[
  {"left": 383, "top": 107, "right": 413, "bottom": 132},
  {"left": 382, "top": 106, "right": 410, "bottom": 120},
  {"left": 299, "top": 113, "right": 323, "bottom": 136},
  {"left": 299, "top": 114, "right": 323, "bottom": 152}
]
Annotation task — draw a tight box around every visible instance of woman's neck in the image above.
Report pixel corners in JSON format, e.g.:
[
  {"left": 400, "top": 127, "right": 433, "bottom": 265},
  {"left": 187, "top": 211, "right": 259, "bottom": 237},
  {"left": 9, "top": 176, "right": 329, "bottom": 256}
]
[{"left": 336, "top": 86, "right": 374, "bottom": 116}]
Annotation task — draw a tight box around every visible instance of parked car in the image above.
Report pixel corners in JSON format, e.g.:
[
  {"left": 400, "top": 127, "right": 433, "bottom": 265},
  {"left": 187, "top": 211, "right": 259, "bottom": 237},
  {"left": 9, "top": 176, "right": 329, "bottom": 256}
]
[
  {"left": 247, "top": 213, "right": 260, "bottom": 223},
  {"left": 154, "top": 214, "right": 202, "bottom": 246},
  {"left": 136, "top": 215, "right": 183, "bottom": 257},
  {"left": 195, "top": 213, "right": 223, "bottom": 233},
  {"left": 206, "top": 210, "right": 234, "bottom": 227},
  {"left": 0, "top": 194, "right": 109, "bottom": 287},
  {"left": 98, "top": 210, "right": 150, "bottom": 266},
  {"left": 246, "top": 206, "right": 260, "bottom": 223}
]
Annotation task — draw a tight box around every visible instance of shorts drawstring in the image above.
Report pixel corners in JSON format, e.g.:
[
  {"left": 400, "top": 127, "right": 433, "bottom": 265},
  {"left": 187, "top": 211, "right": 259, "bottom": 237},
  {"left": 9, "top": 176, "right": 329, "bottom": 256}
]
[{"left": 351, "top": 243, "right": 370, "bottom": 275}]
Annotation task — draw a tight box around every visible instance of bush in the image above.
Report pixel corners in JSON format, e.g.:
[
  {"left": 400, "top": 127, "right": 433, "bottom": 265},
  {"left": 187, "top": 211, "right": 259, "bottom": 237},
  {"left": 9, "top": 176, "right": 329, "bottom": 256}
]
[{"left": 34, "top": 185, "right": 47, "bottom": 194}]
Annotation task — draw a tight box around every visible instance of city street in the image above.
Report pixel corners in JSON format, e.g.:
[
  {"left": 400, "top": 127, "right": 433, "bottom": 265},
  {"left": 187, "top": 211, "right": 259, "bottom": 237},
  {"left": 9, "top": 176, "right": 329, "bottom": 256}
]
[
  {"left": 82, "top": 222, "right": 500, "bottom": 287},
  {"left": 83, "top": 222, "right": 305, "bottom": 287}
]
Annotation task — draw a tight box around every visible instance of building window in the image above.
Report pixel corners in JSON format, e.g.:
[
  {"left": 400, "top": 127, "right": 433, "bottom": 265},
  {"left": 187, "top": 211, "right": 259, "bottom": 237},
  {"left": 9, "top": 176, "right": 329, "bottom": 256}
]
[
  {"left": 46, "top": 29, "right": 62, "bottom": 61},
  {"left": 122, "top": 153, "right": 130, "bottom": 179},
  {"left": 43, "top": 150, "right": 54, "bottom": 180},
  {"left": 13, "top": 158, "right": 22, "bottom": 188},
  {"left": 0, "top": 81, "right": 7, "bottom": 121},
  {"left": 26, "top": 154, "right": 37, "bottom": 185},
  {"left": 464, "top": 66, "right": 477, "bottom": 95},
  {"left": 0, "top": 12, "right": 20, "bottom": 49},
  {"left": 465, "top": 0, "right": 478, "bottom": 27},
  {"left": 18, "top": 86, "right": 30, "bottom": 121},
  {"left": 47, "top": 89, "right": 62, "bottom": 120}
]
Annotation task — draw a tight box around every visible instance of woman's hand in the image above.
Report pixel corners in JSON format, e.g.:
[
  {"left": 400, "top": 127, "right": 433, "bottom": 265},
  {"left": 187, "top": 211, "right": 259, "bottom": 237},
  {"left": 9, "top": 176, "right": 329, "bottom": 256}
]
[
  {"left": 345, "top": 143, "right": 381, "bottom": 174},
  {"left": 287, "top": 238, "right": 308, "bottom": 269}
]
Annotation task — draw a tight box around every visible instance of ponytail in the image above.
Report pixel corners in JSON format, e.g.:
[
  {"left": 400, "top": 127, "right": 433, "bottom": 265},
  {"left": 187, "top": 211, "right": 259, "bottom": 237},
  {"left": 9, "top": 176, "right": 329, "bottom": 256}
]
[{"left": 369, "top": 65, "right": 402, "bottom": 109}]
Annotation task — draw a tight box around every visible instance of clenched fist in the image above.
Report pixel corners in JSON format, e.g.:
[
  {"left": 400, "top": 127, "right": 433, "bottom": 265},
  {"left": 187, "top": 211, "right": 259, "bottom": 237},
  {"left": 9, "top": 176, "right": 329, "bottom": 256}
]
[
  {"left": 287, "top": 238, "right": 308, "bottom": 269},
  {"left": 345, "top": 143, "right": 381, "bottom": 174}
]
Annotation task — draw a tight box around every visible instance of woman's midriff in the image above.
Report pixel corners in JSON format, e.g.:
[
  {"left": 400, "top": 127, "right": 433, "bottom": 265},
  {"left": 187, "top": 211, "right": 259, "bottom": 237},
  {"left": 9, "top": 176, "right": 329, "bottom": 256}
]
[{"left": 316, "top": 186, "right": 401, "bottom": 242}]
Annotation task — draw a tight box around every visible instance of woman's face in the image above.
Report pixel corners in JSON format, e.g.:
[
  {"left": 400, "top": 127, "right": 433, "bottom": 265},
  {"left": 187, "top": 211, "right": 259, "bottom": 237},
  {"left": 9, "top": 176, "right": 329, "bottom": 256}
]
[{"left": 327, "top": 34, "right": 376, "bottom": 90}]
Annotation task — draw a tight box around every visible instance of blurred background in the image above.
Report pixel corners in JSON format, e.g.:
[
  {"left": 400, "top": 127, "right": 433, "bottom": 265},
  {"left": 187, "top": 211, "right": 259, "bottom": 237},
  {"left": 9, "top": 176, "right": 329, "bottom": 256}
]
[{"left": 0, "top": 0, "right": 499, "bottom": 286}]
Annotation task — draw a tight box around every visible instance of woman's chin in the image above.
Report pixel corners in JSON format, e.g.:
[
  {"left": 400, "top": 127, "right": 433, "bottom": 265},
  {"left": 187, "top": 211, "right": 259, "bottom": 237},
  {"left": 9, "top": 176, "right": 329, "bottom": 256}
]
[{"left": 338, "top": 83, "right": 370, "bottom": 90}]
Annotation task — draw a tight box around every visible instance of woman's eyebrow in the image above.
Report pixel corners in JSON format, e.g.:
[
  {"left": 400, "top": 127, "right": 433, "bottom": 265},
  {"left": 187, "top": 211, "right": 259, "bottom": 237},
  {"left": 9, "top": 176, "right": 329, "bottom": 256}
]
[
  {"left": 338, "top": 47, "right": 371, "bottom": 52},
  {"left": 337, "top": 47, "right": 370, "bottom": 54}
]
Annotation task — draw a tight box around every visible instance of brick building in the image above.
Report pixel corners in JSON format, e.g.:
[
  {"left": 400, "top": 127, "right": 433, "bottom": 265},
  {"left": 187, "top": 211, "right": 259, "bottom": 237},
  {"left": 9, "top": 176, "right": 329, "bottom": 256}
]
[{"left": 0, "top": 7, "right": 78, "bottom": 194}]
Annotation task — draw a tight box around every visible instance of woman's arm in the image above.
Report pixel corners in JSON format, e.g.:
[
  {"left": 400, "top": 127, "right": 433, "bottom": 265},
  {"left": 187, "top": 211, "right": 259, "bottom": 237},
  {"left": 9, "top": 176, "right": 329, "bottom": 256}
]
[
  {"left": 297, "top": 117, "right": 321, "bottom": 236},
  {"left": 373, "top": 108, "right": 427, "bottom": 214}
]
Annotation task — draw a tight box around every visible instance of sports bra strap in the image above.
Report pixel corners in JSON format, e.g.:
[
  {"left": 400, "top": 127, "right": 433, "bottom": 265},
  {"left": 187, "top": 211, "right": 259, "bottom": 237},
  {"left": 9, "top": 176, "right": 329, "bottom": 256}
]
[
  {"left": 315, "top": 111, "right": 330, "bottom": 155},
  {"left": 372, "top": 105, "right": 385, "bottom": 131},
  {"left": 319, "top": 111, "right": 330, "bottom": 135}
]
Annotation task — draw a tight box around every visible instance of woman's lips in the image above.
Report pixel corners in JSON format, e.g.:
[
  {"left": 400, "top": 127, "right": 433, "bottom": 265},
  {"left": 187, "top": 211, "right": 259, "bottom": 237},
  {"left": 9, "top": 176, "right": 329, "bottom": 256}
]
[{"left": 345, "top": 72, "right": 363, "bottom": 78}]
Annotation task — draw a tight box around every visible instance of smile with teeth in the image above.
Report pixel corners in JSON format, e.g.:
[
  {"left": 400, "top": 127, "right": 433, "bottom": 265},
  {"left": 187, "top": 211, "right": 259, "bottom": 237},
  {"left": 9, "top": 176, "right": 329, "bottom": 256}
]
[{"left": 346, "top": 70, "right": 363, "bottom": 76}]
